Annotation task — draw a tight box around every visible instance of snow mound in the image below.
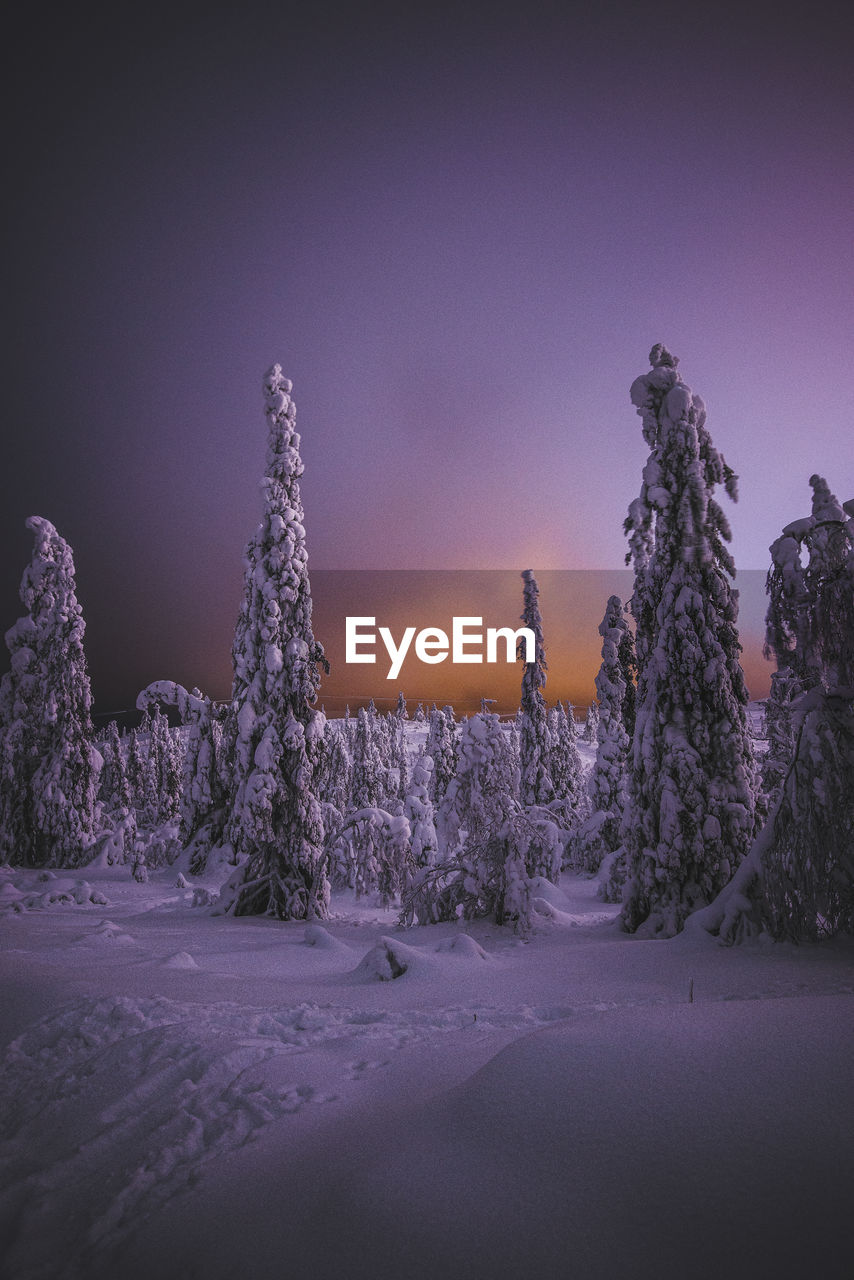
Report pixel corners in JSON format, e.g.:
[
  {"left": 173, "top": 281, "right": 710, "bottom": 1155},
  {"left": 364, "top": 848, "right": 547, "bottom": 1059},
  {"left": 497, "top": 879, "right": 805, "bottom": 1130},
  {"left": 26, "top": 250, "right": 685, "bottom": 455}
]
[
  {"left": 162, "top": 951, "right": 199, "bottom": 969},
  {"left": 350, "top": 936, "right": 436, "bottom": 982},
  {"left": 304, "top": 924, "right": 352, "bottom": 952},
  {"left": 80, "top": 920, "right": 135, "bottom": 946},
  {"left": 300, "top": 995, "right": 854, "bottom": 1280},
  {"left": 175, "top": 873, "right": 190, "bottom": 889},
  {"left": 1, "top": 877, "right": 109, "bottom": 914},
  {"left": 532, "top": 897, "right": 620, "bottom": 927},
  {"left": 527, "top": 875, "right": 571, "bottom": 907},
  {"left": 434, "top": 933, "right": 489, "bottom": 961}
]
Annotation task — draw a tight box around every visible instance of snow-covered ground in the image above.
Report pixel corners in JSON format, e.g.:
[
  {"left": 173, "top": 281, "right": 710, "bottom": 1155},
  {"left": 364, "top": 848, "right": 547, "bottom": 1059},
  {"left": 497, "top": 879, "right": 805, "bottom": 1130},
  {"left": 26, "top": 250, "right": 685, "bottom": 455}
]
[{"left": 1, "top": 859, "right": 852, "bottom": 1280}]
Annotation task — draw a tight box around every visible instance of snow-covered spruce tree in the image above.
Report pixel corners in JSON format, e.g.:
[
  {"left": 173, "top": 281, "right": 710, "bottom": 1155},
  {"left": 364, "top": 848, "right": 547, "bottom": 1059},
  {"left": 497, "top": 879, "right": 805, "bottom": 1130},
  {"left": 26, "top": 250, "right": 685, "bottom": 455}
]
[
  {"left": 372, "top": 711, "right": 394, "bottom": 786},
  {"left": 582, "top": 700, "right": 599, "bottom": 744},
  {"left": 321, "top": 720, "right": 353, "bottom": 815},
  {"left": 585, "top": 596, "right": 631, "bottom": 861},
  {"left": 759, "top": 477, "right": 854, "bottom": 939},
  {"left": 761, "top": 668, "right": 799, "bottom": 803},
  {"left": 425, "top": 706, "right": 456, "bottom": 803},
  {"left": 506, "top": 714, "right": 521, "bottom": 780},
  {"left": 414, "top": 702, "right": 426, "bottom": 724},
  {"left": 125, "top": 700, "right": 181, "bottom": 868},
  {"left": 220, "top": 366, "right": 329, "bottom": 920},
  {"left": 547, "top": 702, "right": 584, "bottom": 811},
  {"left": 757, "top": 477, "right": 844, "bottom": 803},
  {"left": 613, "top": 345, "right": 757, "bottom": 935},
  {"left": 100, "top": 805, "right": 138, "bottom": 867},
  {"left": 327, "top": 712, "right": 411, "bottom": 901},
  {"left": 405, "top": 753, "right": 438, "bottom": 867},
  {"left": 390, "top": 714, "right": 409, "bottom": 801},
  {"left": 437, "top": 712, "right": 518, "bottom": 856},
  {"left": 409, "top": 814, "right": 544, "bottom": 931},
  {"left": 332, "top": 806, "right": 412, "bottom": 904},
  {"left": 0, "top": 517, "right": 98, "bottom": 867},
  {"left": 137, "top": 681, "right": 227, "bottom": 862},
  {"left": 617, "top": 623, "right": 638, "bottom": 740},
  {"left": 759, "top": 530, "right": 809, "bottom": 803},
  {"left": 135, "top": 703, "right": 180, "bottom": 828},
  {"left": 158, "top": 710, "right": 183, "bottom": 822},
  {"left": 98, "top": 719, "right": 131, "bottom": 815},
  {"left": 691, "top": 477, "right": 854, "bottom": 943},
  {"left": 139, "top": 707, "right": 162, "bottom": 823},
  {"left": 404, "top": 734, "right": 548, "bottom": 931},
  {"left": 395, "top": 692, "right": 408, "bottom": 720},
  {"left": 518, "top": 570, "right": 555, "bottom": 805},
  {"left": 351, "top": 706, "right": 385, "bottom": 810},
  {"left": 126, "top": 728, "right": 146, "bottom": 812}
]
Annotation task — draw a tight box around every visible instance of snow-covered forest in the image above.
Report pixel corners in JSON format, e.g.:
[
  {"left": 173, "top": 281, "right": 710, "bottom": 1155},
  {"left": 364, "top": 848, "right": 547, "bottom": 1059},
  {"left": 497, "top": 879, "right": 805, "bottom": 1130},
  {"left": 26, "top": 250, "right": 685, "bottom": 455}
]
[{"left": 1, "top": 349, "right": 852, "bottom": 1279}]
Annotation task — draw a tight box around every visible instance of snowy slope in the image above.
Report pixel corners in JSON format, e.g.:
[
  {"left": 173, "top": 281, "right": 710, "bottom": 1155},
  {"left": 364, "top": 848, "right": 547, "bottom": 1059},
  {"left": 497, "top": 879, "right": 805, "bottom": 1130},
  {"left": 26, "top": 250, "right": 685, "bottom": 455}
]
[{"left": 1, "top": 863, "right": 852, "bottom": 1279}]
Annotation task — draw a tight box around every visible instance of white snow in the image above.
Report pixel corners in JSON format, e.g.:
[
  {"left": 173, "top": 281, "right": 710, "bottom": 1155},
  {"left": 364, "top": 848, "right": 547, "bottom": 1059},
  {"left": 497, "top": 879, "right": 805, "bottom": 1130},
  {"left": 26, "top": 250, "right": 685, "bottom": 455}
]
[{"left": 1, "top": 859, "right": 852, "bottom": 1279}]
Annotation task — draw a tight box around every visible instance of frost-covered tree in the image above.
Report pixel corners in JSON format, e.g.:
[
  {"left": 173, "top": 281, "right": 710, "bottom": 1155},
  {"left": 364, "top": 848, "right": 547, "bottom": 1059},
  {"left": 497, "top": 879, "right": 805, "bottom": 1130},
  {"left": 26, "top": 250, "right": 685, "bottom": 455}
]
[
  {"left": 692, "top": 477, "right": 854, "bottom": 943},
  {"left": 98, "top": 719, "right": 131, "bottom": 814},
  {"left": 547, "top": 702, "right": 584, "bottom": 810},
  {"left": 402, "top": 713, "right": 550, "bottom": 931},
  {"left": 220, "top": 366, "right": 329, "bottom": 920},
  {"left": 582, "top": 700, "right": 599, "bottom": 744},
  {"left": 414, "top": 702, "right": 426, "bottom": 724},
  {"left": 579, "top": 599, "right": 633, "bottom": 874},
  {"left": 395, "top": 692, "right": 408, "bottom": 720},
  {"left": 587, "top": 597, "right": 631, "bottom": 851},
  {"left": 761, "top": 477, "right": 854, "bottom": 939},
  {"left": 757, "top": 477, "right": 846, "bottom": 803},
  {"left": 332, "top": 806, "right": 412, "bottom": 904},
  {"left": 160, "top": 712, "right": 183, "bottom": 821},
  {"left": 761, "top": 669, "right": 798, "bottom": 803},
  {"left": 617, "top": 623, "right": 638, "bottom": 740},
  {"left": 320, "top": 720, "right": 353, "bottom": 815},
  {"left": 425, "top": 706, "right": 456, "bottom": 803},
  {"left": 518, "top": 570, "right": 554, "bottom": 805},
  {"left": 390, "top": 714, "right": 409, "bottom": 801},
  {"left": 613, "top": 346, "right": 757, "bottom": 936},
  {"left": 405, "top": 753, "right": 438, "bottom": 867},
  {"left": 126, "top": 729, "right": 146, "bottom": 812},
  {"left": 437, "top": 711, "right": 518, "bottom": 856},
  {"left": 137, "top": 680, "right": 226, "bottom": 862},
  {"left": 351, "top": 706, "right": 385, "bottom": 811},
  {"left": 371, "top": 709, "right": 393, "bottom": 775},
  {"left": 0, "top": 517, "right": 98, "bottom": 867},
  {"left": 100, "top": 806, "right": 138, "bottom": 867},
  {"left": 140, "top": 720, "right": 162, "bottom": 827},
  {"left": 136, "top": 705, "right": 181, "bottom": 827},
  {"left": 759, "top": 685, "right": 853, "bottom": 941},
  {"left": 402, "top": 810, "right": 548, "bottom": 935}
]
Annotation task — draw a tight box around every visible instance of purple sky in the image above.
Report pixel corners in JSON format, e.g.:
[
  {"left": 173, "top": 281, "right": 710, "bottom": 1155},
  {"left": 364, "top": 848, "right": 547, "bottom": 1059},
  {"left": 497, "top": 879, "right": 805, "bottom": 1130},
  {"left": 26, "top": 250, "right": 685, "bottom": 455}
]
[{"left": 3, "top": 2, "right": 852, "bottom": 710}]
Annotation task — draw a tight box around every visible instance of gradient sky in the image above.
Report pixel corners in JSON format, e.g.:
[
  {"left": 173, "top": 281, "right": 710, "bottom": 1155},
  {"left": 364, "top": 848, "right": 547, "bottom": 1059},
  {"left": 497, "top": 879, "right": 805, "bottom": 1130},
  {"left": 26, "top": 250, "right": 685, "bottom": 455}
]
[{"left": 2, "top": 1, "right": 852, "bottom": 711}]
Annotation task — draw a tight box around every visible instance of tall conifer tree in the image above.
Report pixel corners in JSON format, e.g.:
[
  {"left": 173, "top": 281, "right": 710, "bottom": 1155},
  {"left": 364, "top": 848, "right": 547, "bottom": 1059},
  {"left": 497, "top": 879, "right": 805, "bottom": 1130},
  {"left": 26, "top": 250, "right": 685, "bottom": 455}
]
[
  {"left": 223, "top": 366, "right": 329, "bottom": 919},
  {"left": 0, "top": 518, "right": 98, "bottom": 866},
  {"left": 617, "top": 346, "right": 757, "bottom": 935},
  {"left": 588, "top": 596, "right": 631, "bottom": 854},
  {"left": 518, "top": 570, "right": 554, "bottom": 805}
]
